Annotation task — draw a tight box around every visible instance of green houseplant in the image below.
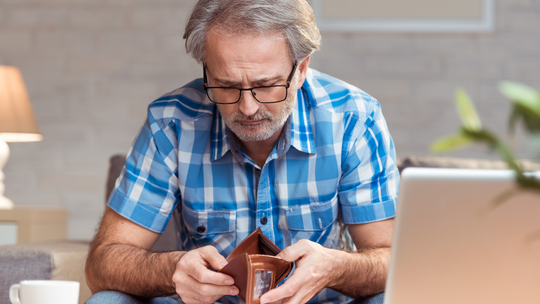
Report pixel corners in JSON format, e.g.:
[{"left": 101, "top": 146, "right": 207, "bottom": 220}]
[{"left": 431, "top": 81, "right": 540, "bottom": 193}]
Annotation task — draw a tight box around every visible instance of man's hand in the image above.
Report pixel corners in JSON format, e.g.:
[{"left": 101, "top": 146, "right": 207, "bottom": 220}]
[
  {"left": 260, "top": 220, "right": 393, "bottom": 304},
  {"left": 173, "top": 246, "right": 239, "bottom": 304},
  {"left": 260, "top": 240, "right": 342, "bottom": 304}
]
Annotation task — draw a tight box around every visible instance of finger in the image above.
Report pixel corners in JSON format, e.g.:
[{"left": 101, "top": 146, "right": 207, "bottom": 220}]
[
  {"left": 183, "top": 272, "right": 239, "bottom": 297},
  {"left": 268, "top": 299, "right": 285, "bottom": 304},
  {"left": 273, "top": 280, "right": 319, "bottom": 304},
  {"left": 276, "top": 241, "right": 308, "bottom": 262},
  {"left": 262, "top": 257, "right": 324, "bottom": 304},
  {"left": 184, "top": 270, "right": 238, "bottom": 296},
  {"left": 178, "top": 248, "right": 236, "bottom": 286},
  {"left": 177, "top": 281, "right": 224, "bottom": 304},
  {"left": 282, "top": 286, "right": 314, "bottom": 304},
  {"left": 281, "top": 271, "right": 326, "bottom": 304},
  {"left": 176, "top": 275, "right": 238, "bottom": 304},
  {"left": 174, "top": 257, "right": 239, "bottom": 299},
  {"left": 261, "top": 276, "right": 300, "bottom": 304},
  {"left": 189, "top": 262, "right": 236, "bottom": 286},
  {"left": 199, "top": 246, "right": 230, "bottom": 271}
]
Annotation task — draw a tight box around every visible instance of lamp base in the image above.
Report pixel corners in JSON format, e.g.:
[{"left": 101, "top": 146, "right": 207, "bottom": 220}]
[
  {"left": 0, "top": 196, "right": 14, "bottom": 209},
  {"left": 0, "top": 137, "right": 14, "bottom": 209}
]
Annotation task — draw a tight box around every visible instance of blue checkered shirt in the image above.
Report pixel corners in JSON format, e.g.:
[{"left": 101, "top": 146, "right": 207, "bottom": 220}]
[{"left": 108, "top": 68, "right": 400, "bottom": 304}]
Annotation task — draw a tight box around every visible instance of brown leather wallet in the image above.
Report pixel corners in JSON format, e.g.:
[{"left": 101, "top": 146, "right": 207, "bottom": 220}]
[{"left": 219, "top": 227, "right": 293, "bottom": 304}]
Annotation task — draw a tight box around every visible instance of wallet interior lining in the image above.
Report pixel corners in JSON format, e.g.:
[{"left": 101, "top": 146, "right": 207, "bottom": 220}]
[{"left": 259, "top": 235, "right": 280, "bottom": 256}]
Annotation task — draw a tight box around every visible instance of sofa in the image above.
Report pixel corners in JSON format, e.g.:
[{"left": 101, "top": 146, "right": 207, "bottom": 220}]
[
  {"left": 1, "top": 154, "right": 538, "bottom": 304},
  {"left": 0, "top": 154, "right": 178, "bottom": 304}
]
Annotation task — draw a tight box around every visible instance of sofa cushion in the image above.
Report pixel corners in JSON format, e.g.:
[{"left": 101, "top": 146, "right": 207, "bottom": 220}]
[
  {"left": 106, "top": 154, "right": 127, "bottom": 202},
  {"left": 399, "top": 156, "right": 540, "bottom": 173},
  {"left": 0, "top": 241, "right": 91, "bottom": 304}
]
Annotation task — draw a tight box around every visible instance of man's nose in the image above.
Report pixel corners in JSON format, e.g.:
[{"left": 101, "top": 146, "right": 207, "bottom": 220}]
[{"left": 238, "top": 90, "right": 260, "bottom": 117}]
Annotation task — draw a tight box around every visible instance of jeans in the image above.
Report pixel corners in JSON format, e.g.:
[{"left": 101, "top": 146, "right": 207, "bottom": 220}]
[{"left": 85, "top": 291, "right": 385, "bottom": 304}]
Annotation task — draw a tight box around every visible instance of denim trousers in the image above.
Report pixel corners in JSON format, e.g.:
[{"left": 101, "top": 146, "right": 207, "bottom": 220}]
[{"left": 85, "top": 291, "right": 384, "bottom": 304}]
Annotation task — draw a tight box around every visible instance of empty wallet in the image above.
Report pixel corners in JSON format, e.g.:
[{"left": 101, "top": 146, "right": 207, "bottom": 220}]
[{"left": 219, "top": 227, "right": 293, "bottom": 304}]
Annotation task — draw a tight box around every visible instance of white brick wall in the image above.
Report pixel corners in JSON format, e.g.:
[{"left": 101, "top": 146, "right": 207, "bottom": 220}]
[{"left": 0, "top": 0, "right": 539, "bottom": 240}]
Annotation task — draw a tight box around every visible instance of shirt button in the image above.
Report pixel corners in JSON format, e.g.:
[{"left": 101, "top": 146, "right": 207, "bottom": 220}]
[
  {"left": 197, "top": 225, "right": 206, "bottom": 233},
  {"left": 260, "top": 217, "right": 268, "bottom": 225}
]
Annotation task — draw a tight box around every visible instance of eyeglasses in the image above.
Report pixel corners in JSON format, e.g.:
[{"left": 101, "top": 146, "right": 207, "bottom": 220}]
[{"left": 203, "top": 62, "right": 297, "bottom": 104}]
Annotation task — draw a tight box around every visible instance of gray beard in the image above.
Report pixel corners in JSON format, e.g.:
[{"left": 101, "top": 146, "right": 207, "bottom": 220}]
[{"left": 217, "top": 89, "right": 297, "bottom": 142}]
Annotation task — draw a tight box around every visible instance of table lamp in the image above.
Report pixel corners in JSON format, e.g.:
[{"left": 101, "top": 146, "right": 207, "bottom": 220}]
[{"left": 0, "top": 65, "right": 43, "bottom": 209}]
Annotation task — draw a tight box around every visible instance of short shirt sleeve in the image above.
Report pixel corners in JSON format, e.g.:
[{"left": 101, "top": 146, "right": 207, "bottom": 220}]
[
  {"left": 107, "top": 110, "right": 180, "bottom": 233},
  {"left": 338, "top": 101, "right": 400, "bottom": 224}
]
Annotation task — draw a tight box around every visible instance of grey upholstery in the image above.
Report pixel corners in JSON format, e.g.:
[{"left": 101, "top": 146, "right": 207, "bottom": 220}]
[
  {"left": 106, "top": 154, "right": 127, "bottom": 202},
  {"left": 0, "top": 241, "right": 91, "bottom": 304}
]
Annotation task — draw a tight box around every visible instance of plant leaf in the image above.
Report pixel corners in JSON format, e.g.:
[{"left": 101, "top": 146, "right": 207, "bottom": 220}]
[
  {"left": 463, "top": 128, "right": 520, "bottom": 171},
  {"left": 499, "top": 81, "right": 540, "bottom": 117},
  {"left": 431, "top": 133, "right": 473, "bottom": 152},
  {"left": 455, "top": 88, "right": 482, "bottom": 131},
  {"left": 461, "top": 128, "right": 499, "bottom": 146},
  {"left": 494, "top": 141, "right": 521, "bottom": 172},
  {"left": 511, "top": 104, "right": 540, "bottom": 133},
  {"left": 514, "top": 174, "right": 540, "bottom": 196}
]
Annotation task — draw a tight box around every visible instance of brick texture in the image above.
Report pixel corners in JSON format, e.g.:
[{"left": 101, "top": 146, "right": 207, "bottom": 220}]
[{"left": 1, "top": 0, "right": 539, "bottom": 240}]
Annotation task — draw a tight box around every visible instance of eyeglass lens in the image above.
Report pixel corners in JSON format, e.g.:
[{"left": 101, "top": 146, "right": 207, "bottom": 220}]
[{"left": 207, "top": 86, "right": 288, "bottom": 104}]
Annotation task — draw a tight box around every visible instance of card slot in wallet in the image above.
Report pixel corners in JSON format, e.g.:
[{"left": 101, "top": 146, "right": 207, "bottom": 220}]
[{"left": 219, "top": 228, "right": 293, "bottom": 304}]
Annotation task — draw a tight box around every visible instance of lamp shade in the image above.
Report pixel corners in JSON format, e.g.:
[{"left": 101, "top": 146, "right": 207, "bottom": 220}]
[{"left": 0, "top": 65, "right": 42, "bottom": 142}]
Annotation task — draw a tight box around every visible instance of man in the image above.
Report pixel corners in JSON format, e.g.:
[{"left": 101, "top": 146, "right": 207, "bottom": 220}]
[{"left": 85, "top": 1, "right": 399, "bottom": 304}]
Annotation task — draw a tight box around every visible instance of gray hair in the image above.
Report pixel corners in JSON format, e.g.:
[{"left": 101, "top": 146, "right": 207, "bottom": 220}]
[{"left": 183, "top": 0, "right": 321, "bottom": 65}]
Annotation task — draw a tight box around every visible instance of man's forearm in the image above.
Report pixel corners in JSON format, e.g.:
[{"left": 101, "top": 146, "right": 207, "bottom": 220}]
[
  {"left": 86, "top": 243, "right": 185, "bottom": 297},
  {"left": 327, "top": 247, "right": 390, "bottom": 299}
]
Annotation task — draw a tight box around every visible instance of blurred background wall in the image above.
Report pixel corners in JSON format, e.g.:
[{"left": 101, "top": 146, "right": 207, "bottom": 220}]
[{"left": 1, "top": 0, "right": 539, "bottom": 240}]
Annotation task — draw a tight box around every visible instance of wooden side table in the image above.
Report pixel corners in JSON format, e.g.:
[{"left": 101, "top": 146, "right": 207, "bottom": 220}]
[{"left": 0, "top": 207, "right": 67, "bottom": 245}]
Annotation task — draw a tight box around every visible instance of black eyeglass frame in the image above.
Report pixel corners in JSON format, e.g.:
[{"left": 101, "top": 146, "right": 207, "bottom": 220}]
[{"left": 203, "top": 62, "right": 298, "bottom": 104}]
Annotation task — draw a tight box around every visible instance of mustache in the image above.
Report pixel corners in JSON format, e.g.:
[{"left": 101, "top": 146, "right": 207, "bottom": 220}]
[{"left": 231, "top": 109, "right": 273, "bottom": 122}]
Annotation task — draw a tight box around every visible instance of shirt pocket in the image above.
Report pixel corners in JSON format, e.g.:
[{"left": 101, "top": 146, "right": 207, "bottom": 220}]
[
  {"left": 182, "top": 205, "right": 237, "bottom": 249},
  {"left": 285, "top": 194, "right": 340, "bottom": 245}
]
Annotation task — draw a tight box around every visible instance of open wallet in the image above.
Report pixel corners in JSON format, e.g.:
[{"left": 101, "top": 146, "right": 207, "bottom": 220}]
[{"left": 219, "top": 227, "right": 293, "bottom": 304}]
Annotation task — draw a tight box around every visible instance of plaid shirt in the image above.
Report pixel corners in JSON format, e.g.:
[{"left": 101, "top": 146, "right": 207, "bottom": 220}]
[{"left": 108, "top": 68, "right": 400, "bottom": 304}]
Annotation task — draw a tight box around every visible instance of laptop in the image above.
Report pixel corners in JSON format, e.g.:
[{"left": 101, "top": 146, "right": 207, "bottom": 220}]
[{"left": 384, "top": 168, "right": 540, "bottom": 304}]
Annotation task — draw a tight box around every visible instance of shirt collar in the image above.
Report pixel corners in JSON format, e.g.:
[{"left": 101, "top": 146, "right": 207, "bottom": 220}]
[
  {"left": 289, "top": 86, "right": 316, "bottom": 155},
  {"left": 210, "top": 86, "right": 316, "bottom": 162},
  {"left": 210, "top": 109, "right": 230, "bottom": 161}
]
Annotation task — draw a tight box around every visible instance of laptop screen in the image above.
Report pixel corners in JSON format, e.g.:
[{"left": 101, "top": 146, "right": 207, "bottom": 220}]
[{"left": 384, "top": 168, "right": 540, "bottom": 304}]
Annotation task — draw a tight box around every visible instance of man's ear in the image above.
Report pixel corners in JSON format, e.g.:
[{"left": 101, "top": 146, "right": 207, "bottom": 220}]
[{"left": 295, "top": 56, "right": 310, "bottom": 89}]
